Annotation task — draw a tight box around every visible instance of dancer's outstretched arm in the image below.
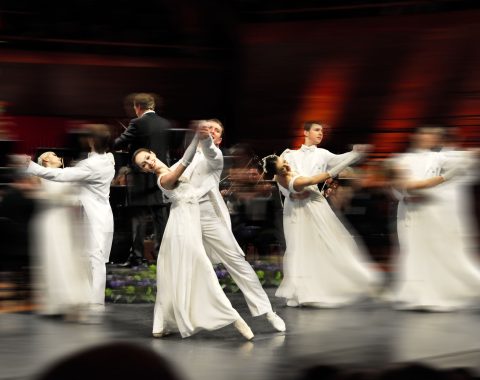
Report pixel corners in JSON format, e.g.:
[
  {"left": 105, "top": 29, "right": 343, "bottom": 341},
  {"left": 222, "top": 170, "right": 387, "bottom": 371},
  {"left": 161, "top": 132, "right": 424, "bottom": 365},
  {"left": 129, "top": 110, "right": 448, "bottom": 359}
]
[
  {"left": 399, "top": 166, "right": 463, "bottom": 191},
  {"left": 276, "top": 171, "right": 331, "bottom": 193},
  {"left": 325, "top": 144, "right": 368, "bottom": 169},
  {"left": 402, "top": 176, "right": 444, "bottom": 190},
  {"left": 199, "top": 134, "right": 223, "bottom": 171},
  {"left": 158, "top": 132, "right": 203, "bottom": 190},
  {"left": 289, "top": 172, "right": 332, "bottom": 192},
  {"left": 27, "top": 160, "right": 93, "bottom": 182},
  {"left": 277, "top": 151, "right": 365, "bottom": 192}
]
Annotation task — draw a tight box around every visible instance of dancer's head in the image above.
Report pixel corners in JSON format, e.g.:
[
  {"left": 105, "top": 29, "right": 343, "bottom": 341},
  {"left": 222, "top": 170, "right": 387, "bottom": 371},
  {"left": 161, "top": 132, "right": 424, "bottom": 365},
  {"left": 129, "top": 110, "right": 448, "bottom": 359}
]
[
  {"left": 204, "top": 119, "right": 224, "bottom": 146},
  {"left": 303, "top": 121, "right": 324, "bottom": 146},
  {"left": 411, "top": 125, "right": 442, "bottom": 150},
  {"left": 132, "top": 149, "right": 159, "bottom": 173},
  {"left": 261, "top": 154, "right": 290, "bottom": 176},
  {"left": 38, "top": 151, "right": 63, "bottom": 168},
  {"left": 85, "top": 124, "right": 111, "bottom": 153}
]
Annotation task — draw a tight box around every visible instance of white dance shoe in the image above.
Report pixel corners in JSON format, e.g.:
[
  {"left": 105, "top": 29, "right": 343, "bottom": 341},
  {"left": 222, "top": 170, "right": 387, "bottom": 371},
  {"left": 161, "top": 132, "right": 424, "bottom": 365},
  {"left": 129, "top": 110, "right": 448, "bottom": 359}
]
[
  {"left": 286, "top": 299, "right": 299, "bottom": 307},
  {"left": 81, "top": 304, "right": 105, "bottom": 324},
  {"left": 152, "top": 330, "right": 172, "bottom": 338},
  {"left": 266, "top": 312, "right": 286, "bottom": 332},
  {"left": 234, "top": 318, "right": 254, "bottom": 340}
]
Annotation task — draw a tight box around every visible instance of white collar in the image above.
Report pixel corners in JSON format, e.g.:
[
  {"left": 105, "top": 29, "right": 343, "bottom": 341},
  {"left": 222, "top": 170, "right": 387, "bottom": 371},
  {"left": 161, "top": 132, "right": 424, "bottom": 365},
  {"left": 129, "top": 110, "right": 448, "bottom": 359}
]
[
  {"left": 88, "top": 151, "right": 107, "bottom": 158},
  {"left": 300, "top": 144, "right": 316, "bottom": 153},
  {"left": 141, "top": 110, "right": 155, "bottom": 117}
]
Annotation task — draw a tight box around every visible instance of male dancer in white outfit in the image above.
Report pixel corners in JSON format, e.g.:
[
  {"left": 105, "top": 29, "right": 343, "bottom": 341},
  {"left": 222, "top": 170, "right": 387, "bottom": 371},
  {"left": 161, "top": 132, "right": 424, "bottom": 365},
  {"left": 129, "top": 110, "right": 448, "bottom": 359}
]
[
  {"left": 279, "top": 121, "right": 367, "bottom": 215},
  {"left": 277, "top": 121, "right": 379, "bottom": 307},
  {"left": 25, "top": 125, "right": 115, "bottom": 315},
  {"left": 172, "top": 119, "right": 286, "bottom": 332},
  {"left": 281, "top": 122, "right": 361, "bottom": 193}
]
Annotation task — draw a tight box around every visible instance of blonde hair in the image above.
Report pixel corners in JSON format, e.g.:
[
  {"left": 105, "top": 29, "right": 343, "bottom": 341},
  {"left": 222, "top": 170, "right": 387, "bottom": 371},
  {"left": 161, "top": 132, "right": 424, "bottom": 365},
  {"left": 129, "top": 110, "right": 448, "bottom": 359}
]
[{"left": 37, "top": 152, "right": 51, "bottom": 167}]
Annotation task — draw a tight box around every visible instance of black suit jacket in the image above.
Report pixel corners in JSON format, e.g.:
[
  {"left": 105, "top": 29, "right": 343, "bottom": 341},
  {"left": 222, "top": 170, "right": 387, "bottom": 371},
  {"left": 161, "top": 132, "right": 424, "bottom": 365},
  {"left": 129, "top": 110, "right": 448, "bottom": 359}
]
[{"left": 114, "top": 112, "right": 169, "bottom": 206}]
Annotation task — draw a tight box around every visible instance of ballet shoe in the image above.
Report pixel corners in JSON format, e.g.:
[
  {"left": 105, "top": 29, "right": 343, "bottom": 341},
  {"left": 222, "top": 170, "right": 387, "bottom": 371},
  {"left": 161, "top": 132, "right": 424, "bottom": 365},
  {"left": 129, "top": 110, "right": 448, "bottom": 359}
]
[
  {"left": 266, "top": 312, "right": 286, "bottom": 332},
  {"left": 152, "top": 330, "right": 172, "bottom": 338},
  {"left": 234, "top": 318, "right": 254, "bottom": 340},
  {"left": 286, "top": 299, "right": 299, "bottom": 307}
]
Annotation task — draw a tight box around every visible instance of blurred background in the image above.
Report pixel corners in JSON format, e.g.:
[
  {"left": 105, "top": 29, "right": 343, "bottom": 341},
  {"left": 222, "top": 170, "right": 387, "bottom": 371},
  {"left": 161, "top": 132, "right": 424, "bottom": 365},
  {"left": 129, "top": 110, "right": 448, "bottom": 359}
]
[
  {"left": 1, "top": 1, "right": 480, "bottom": 379},
  {"left": 1, "top": 0, "right": 480, "bottom": 154},
  {"left": 1, "top": 0, "right": 479, "bottom": 270}
]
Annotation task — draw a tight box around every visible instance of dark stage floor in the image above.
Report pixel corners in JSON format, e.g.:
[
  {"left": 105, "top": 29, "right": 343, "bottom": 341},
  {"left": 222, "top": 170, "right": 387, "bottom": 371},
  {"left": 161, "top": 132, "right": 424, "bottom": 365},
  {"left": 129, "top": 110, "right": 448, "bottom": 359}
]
[{"left": 3, "top": 289, "right": 480, "bottom": 380}]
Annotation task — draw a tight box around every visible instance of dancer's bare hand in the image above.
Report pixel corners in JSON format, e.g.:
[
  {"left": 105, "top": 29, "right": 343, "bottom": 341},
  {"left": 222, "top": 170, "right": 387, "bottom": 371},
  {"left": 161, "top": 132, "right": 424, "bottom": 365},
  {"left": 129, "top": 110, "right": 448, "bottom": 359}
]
[
  {"left": 10, "top": 154, "right": 31, "bottom": 167},
  {"left": 191, "top": 120, "right": 210, "bottom": 140},
  {"left": 197, "top": 125, "right": 210, "bottom": 140},
  {"left": 352, "top": 144, "right": 373, "bottom": 153}
]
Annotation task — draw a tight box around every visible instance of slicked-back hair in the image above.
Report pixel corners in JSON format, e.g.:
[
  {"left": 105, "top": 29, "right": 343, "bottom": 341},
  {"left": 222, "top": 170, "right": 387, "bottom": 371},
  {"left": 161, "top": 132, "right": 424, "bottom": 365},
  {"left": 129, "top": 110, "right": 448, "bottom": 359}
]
[
  {"left": 133, "top": 93, "right": 155, "bottom": 111},
  {"left": 207, "top": 118, "right": 224, "bottom": 136},
  {"left": 303, "top": 121, "right": 323, "bottom": 132},
  {"left": 87, "top": 124, "right": 111, "bottom": 154}
]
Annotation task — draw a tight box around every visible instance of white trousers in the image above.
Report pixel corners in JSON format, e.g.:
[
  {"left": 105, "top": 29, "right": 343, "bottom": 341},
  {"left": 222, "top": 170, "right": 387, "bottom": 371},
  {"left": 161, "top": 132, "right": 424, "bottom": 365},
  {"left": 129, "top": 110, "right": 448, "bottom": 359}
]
[
  {"left": 199, "top": 201, "right": 273, "bottom": 316},
  {"left": 86, "top": 228, "right": 113, "bottom": 306}
]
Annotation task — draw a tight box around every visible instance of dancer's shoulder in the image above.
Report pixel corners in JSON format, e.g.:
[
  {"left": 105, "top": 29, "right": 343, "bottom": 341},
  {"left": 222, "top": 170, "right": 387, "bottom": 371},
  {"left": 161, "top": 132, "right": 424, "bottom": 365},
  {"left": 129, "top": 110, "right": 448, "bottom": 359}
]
[{"left": 315, "top": 147, "right": 332, "bottom": 155}]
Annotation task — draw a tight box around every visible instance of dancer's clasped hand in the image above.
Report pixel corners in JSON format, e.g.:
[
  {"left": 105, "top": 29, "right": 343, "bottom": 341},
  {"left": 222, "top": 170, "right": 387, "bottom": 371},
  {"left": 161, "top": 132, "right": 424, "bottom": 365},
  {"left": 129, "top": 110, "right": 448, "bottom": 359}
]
[
  {"left": 190, "top": 120, "right": 210, "bottom": 140},
  {"left": 352, "top": 144, "right": 373, "bottom": 153},
  {"left": 9, "top": 154, "right": 31, "bottom": 168},
  {"left": 197, "top": 124, "right": 210, "bottom": 140}
]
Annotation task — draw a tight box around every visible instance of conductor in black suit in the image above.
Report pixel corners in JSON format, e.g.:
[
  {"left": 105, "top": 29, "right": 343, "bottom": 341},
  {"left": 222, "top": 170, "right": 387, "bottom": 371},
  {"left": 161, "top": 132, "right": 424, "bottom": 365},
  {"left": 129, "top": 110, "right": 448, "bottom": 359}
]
[{"left": 114, "top": 93, "right": 170, "bottom": 266}]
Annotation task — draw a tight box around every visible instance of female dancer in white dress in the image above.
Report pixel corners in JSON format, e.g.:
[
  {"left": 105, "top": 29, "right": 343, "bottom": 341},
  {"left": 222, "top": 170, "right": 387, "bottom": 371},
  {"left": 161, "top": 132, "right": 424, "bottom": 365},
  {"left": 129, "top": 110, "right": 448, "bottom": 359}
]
[
  {"left": 262, "top": 153, "right": 380, "bottom": 308},
  {"left": 390, "top": 128, "right": 480, "bottom": 311},
  {"left": 133, "top": 127, "right": 254, "bottom": 339},
  {"left": 31, "top": 152, "right": 91, "bottom": 319},
  {"left": 26, "top": 124, "right": 115, "bottom": 316}
]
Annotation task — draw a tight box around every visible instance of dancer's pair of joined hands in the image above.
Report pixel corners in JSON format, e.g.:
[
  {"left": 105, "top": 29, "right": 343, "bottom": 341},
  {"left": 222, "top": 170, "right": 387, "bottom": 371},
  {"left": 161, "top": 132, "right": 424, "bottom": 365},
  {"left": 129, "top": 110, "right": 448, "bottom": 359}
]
[
  {"left": 352, "top": 144, "right": 373, "bottom": 153},
  {"left": 9, "top": 154, "right": 31, "bottom": 168},
  {"left": 190, "top": 120, "right": 214, "bottom": 141}
]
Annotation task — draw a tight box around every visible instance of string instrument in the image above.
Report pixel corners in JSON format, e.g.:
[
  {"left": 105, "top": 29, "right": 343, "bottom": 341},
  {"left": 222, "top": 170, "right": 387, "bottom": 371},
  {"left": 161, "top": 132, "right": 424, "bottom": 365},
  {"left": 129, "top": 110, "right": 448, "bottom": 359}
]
[{"left": 220, "top": 154, "right": 276, "bottom": 200}]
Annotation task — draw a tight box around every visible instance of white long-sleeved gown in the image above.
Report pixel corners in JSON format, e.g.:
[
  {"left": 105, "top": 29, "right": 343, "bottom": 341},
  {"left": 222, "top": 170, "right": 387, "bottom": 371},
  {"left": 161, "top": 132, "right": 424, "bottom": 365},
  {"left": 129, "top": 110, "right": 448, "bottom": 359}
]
[
  {"left": 277, "top": 175, "right": 379, "bottom": 306},
  {"left": 27, "top": 152, "right": 115, "bottom": 306},
  {"left": 153, "top": 174, "right": 240, "bottom": 337},
  {"left": 32, "top": 179, "right": 91, "bottom": 315},
  {"left": 276, "top": 146, "right": 379, "bottom": 306},
  {"left": 393, "top": 150, "right": 480, "bottom": 311}
]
